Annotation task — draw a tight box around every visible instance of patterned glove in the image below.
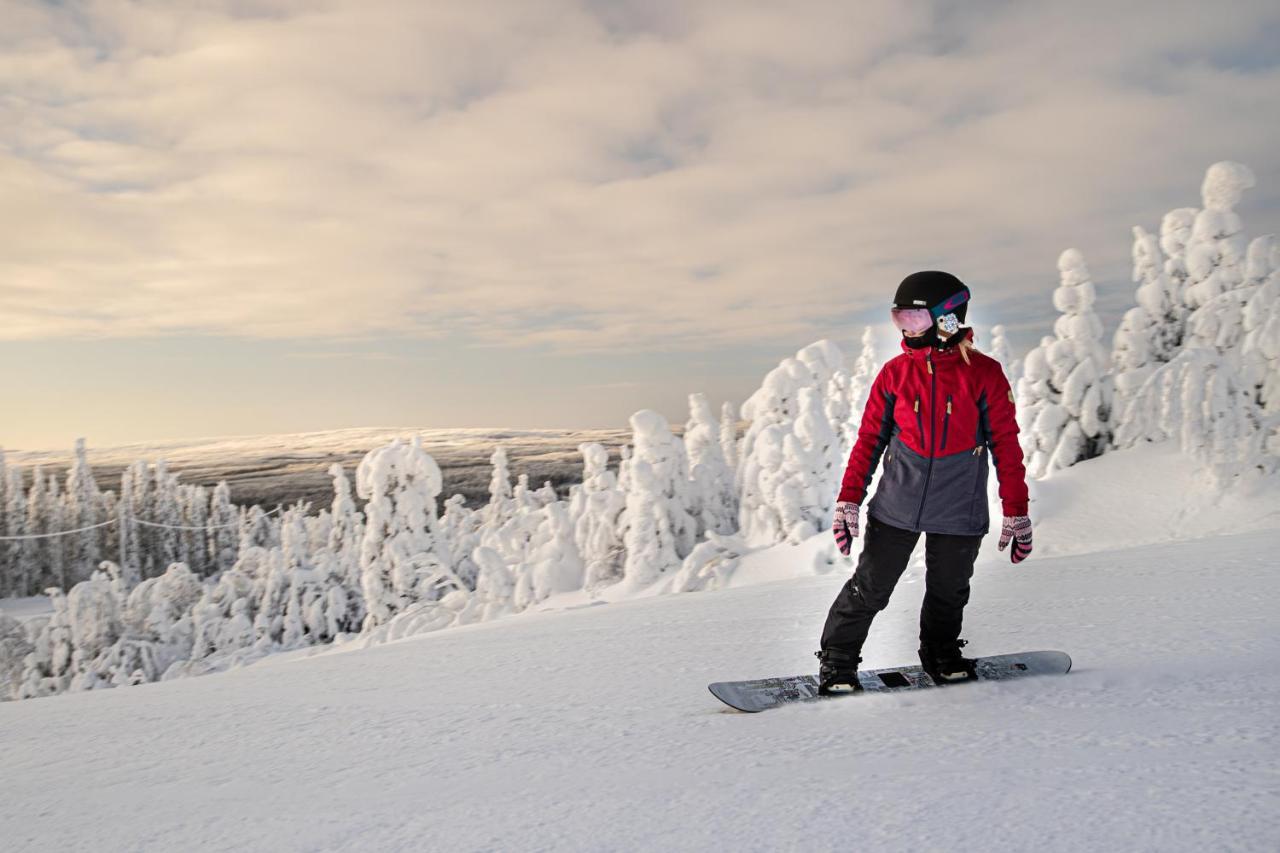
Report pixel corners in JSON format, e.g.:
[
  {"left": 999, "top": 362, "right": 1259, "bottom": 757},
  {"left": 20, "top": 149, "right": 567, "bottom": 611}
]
[
  {"left": 997, "top": 515, "right": 1033, "bottom": 564},
  {"left": 832, "top": 501, "right": 860, "bottom": 556}
]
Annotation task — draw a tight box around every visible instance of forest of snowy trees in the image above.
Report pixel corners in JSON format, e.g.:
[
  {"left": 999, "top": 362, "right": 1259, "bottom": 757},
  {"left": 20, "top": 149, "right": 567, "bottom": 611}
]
[{"left": 1, "top": 161, "right": 1277, "bottom": 703}]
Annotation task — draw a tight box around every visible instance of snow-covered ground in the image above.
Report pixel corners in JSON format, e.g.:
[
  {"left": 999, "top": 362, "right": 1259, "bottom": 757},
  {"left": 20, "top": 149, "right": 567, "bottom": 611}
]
[
  {"left": 0, "top": 596, "right": 52, "bottom": 624},
  {"left": 2, "top": 449, "right": 1279, "bottom": 852}
]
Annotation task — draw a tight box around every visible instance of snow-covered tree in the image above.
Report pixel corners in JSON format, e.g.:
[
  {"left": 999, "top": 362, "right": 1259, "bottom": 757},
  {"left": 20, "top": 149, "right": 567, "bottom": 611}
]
[
  {"left": 988, "top": 324, "right": 1019, "bottom": 386},
  {"left": 64, "top": 438, "right": 103, "bottom": 586},
  {"left": 1113, "top": 162, "right": 1278, "bottom": 481},
  {"left": 844, "top": 327, "right": 878, "bottom": 453},
  {"left": 667, "top": 530, "right": 748, "bottom": 594},
  {"left": 525, "top": 501, "right": 584, "bottom": 606},
  {"left": 619, "top": 410, "right": 696, "bottom": 588},
  {"left": 484, "top": 446, "right": 515, "bottom": 529},
  {"left": 21, "top": 466, "right": 50, "bottom": 594},
  {"left": 207, "top": 480, "right": 239, "bottom": 577},
  {"left": 356, "top": 436, "right": 450, "bottom": 628},
  {"left": 737, "top": 339, "right": 850, "bottom": 544},
  {"left": 460, "top": 546, "right": 515, "bottom": 624},
  {"left": 46, "top": 474, "right": 67, "bottom": 590},
  {"left": 3, "top": 466, "right": 27, "bottom": 597},
  {"left": 1241, "top": 239, "right": 1280, "bottom": 413},
  {"left": 146, "top": 461, "right": 182, "bottom": 579},
  {"left": 571, "top": 442, "right": 626, "bottom": 592},
  {"left": 684, "top": 393, "right": 737, "bottom": 538},
  {"left": 1016, "top": 249, "right": 1113, "bottom": 477},
  {"left": 0, "top": 612, "right": 33, "bottom": 700},
  {"left": 1183, "top": 162, "right": 1255, "bottom": 312},
  {"left": 438, "top": 493, "right": 482, "bottom": 590},
  {"left": 1112, "top": 226, "right": 1179, "bottom": 422},
  {"left": 719, "top": 401, "right": 739, "bottom": 481}
]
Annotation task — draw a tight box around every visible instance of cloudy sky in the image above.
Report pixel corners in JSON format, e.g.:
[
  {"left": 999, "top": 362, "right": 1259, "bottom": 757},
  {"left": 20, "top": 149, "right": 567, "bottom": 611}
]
[{"left": 3, "top": 0, "right": 1279, "bottom": 451}]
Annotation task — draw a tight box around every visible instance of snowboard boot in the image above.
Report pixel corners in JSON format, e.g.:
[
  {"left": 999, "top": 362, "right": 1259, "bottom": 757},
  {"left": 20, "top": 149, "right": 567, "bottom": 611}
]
[
  {"left": 919, "top": 638, "right": 977, "bottom": 685},
  {"left": 815, "top": 648, "right": 863, "bottom": 695}
]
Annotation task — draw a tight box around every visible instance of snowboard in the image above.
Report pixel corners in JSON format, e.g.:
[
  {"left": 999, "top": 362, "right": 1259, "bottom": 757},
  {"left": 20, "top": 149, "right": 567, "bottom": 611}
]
[{"left": 708, "top": 650, "right": 1071, "bottom": 713}]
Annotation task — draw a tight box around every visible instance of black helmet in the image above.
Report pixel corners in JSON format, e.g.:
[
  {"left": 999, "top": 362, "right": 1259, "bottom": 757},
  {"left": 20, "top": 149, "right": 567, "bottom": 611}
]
[{"left": 894, "top": 270, "right": 970, "bottom": 324}]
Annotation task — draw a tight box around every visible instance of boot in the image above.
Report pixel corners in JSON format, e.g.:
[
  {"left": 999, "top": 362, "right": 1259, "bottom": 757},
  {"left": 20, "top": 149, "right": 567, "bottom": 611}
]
[
  {"left": 919, "top": 638, "right": 977, "bottom": 685},
  {"left": 815, "top": 648, "right": 863, "bottom": 695}
]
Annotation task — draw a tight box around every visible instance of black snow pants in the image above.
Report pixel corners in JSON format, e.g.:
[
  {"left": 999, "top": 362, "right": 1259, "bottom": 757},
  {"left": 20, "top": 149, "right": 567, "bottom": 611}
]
[{"left": 820, "top": 514, "right": 984, "bottom": 656}]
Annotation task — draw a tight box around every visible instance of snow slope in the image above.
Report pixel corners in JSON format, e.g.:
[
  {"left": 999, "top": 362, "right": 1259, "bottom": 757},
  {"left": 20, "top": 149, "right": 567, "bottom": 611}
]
[{"left": 2, "top": 519, "right": 1278, "bottom": 851}]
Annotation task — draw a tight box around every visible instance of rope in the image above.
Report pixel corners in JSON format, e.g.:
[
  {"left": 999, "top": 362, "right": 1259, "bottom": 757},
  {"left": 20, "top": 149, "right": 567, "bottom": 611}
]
[{"left": 0, "top": 506, "right": 283, "bottom": 541}]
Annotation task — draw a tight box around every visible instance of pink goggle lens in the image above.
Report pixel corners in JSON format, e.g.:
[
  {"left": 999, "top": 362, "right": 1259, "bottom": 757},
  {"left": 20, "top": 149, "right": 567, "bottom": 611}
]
[{"left": 890, "top": 306, "right": 934, "bottom": 334}]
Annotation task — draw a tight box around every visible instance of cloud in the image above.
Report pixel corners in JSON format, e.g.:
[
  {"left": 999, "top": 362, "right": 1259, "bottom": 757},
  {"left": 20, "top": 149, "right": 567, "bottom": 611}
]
[{"left": 1, "top": 0, "right": 1278, "bottom": 354}]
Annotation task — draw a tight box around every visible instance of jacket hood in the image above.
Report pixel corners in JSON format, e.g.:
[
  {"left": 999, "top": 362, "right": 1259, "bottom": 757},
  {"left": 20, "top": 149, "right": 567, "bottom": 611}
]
[{"left": 899, "top": 326, "right": 977, "bottom": 359}]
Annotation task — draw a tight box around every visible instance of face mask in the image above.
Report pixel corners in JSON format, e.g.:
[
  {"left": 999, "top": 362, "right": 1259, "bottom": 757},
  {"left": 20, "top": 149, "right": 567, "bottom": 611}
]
[{"left": 902, "top": 325, "right": 939, "bottom": 349}]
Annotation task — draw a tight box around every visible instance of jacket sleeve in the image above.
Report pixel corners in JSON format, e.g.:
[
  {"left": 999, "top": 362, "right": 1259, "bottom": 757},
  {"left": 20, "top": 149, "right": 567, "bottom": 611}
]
[
  {"left": 984, "top": 364, "right": 1030, "bottom": 517},
  {"left": 837, "top": 363, "right": 897, "bottom": 505}
]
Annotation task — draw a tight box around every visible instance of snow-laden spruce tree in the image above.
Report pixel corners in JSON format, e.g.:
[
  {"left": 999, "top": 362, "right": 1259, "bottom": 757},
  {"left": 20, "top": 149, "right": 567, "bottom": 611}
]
[
  {"left": 0, "top": 611, "right": 32, "bottom": 700},
  {"left": 1183, "top": 162, "right": 1255, "bottom": 313},
  {"left": 21, "top": 467, "right": 49, "bottom": 594},
  {"left": 619, "top": 409, "right": 696, "bottom": 588},
  {"left": 667, "top": 530, "right": 748, "bottom": 594},
  {"left": 1161, "top": 207, "right": 1198, "bottom": 311},
  {"left": 460, "top": 545, "right": 515, "bottom": 623},
  {"left": 326, "top": 463, "right": 365, "bottom": 607},
  {"left": 570, "top": 442, "right": 626, "bottom": 591},
  {"left": 844, "top": 327, "right": 879, "bottom": 453},
  {"left": 1241, "top": 238, "right": 1280, "bottom": 414},
  {"left": 524, "top": 501, "right": 584, "bottom": 606},
  {"left": 1111, "top": 226, "right": 1183, "bottom": 421},
  {"left": 149, "top": 461, "right": 182, "bottom": 579},
  {"left": 2, "top": 464, "right": 26, "bottom": 598},
  {"left": 356, "top": 435, "right": 451, "bottom": 628},
  {"left": 779, "top": 386, "right": 841, "bottom": 542},
  {"left": 1016, "top": 249, "right": 1113, "bottom": 477},
  {"left": 64, "top": 438, "right": 103, "bottom": 587},
  {"left": 683, "top": 393, "right": 737, "bottom": 538},
  {"left": 484, "top": 446, "right": 515, "bottom": 529},
  {"left": 46, "top": 474, "right": 67, "bottom": 590},
  {"left": 719, "top": 401, "right": 739, "bottom": 481},
  {"left": 64, "top": 567, "right": 124, "bottom": 691},
  {"left": 1115, "top": 162, "right": 1280, "bottom": 480},
  {"left": 988, "top": 324, "right": 1019, "bottom": 386},
  {"left": 178, "top": 484, "right": 210, "bottom": 576},
  {"left": 737, "top": 339, "right": 850, "bottom": 544},
  {"left": 207, "top": 480, "right": 239, "bottom": 576},
  {"left": 438, "top": 493, "right": 482, "bottom": 590}
]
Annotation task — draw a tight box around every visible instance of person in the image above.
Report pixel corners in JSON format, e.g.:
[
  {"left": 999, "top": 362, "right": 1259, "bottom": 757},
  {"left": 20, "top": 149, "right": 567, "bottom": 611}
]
[{"left": 815, "top": 270, "right": 1033, "bottom": 694}]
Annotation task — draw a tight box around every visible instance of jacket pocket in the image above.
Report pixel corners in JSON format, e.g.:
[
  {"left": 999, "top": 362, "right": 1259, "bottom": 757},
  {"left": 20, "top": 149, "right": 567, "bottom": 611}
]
[
  {"left": 919, "top": 447, "right": 981, "bottom": 533},
  {"left": 869, "top": 434, "right": 928, "bottom": 528},
  {"left": 967, "top": 447, "right": 989, "bottom": 530},
  {"left": 941, "top": 394, "right": 952, "bottom": 451}
]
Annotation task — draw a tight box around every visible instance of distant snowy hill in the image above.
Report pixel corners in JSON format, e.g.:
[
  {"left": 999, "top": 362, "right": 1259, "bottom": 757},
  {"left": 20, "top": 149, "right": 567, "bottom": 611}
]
[{"left": 3, "top": 425, "right": 635, "bottom": 509}]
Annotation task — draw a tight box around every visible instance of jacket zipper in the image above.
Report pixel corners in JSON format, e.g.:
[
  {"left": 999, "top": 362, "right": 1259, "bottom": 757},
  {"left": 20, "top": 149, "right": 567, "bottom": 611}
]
[
  {"left": 941, "top": 394, "right": 952, "bottom": 451},
  {"left": 914, "top": 352, "right": 938, "bottom": 528}
]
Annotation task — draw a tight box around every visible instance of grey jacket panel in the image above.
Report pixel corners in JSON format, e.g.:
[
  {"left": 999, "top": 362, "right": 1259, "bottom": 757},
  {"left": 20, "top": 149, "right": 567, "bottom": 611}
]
[{"left": 866, "top": 433, "right": 991, "bottom": 536}]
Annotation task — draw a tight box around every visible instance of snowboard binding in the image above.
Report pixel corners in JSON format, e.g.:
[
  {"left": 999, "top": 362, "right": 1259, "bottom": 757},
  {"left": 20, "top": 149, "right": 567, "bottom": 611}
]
[
  {"left": 919, "top": 638, "right": 977, "bottom": 685},
  {"left": 815, "top": 648, "right": 863, "bottom": 695}
]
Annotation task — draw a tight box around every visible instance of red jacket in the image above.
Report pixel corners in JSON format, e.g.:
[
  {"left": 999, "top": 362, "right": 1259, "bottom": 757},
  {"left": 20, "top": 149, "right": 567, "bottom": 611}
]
[{"left": 838, "top": 327, "right": 1028, "bottom": 534}]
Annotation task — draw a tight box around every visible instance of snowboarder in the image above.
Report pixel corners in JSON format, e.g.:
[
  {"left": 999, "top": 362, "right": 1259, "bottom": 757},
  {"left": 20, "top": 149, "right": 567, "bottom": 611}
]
[{"left": 816, "top": 271, "right": 1033, "bottom": 694}]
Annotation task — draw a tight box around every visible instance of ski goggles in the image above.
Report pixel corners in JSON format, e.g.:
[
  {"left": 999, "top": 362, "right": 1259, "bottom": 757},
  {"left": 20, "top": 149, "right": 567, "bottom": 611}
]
[
  {"left": 890, "top": 306, "right": 935, "bottom": 333},
  {"left": 890, "top": 288, "right": 970, "bottom": 333}
]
